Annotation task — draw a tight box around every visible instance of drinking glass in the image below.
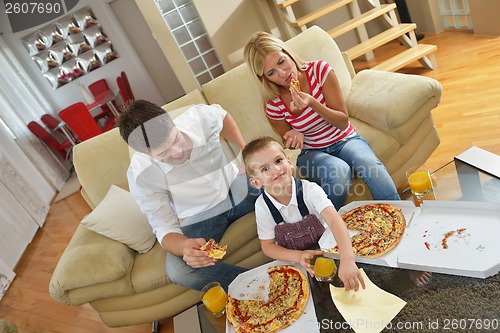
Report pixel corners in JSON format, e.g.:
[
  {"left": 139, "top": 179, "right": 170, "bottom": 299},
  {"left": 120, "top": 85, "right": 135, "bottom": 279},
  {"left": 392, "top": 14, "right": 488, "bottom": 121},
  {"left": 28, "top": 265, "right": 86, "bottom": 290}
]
[
  {"left": 200, "top": 282, "right": 227, "bottom": 317},
  {"left": 311, "top": 254, "right": 337, "bottom": 282},
  {"left": 406, "top": 165, "right": 434, "bottom": 205}
]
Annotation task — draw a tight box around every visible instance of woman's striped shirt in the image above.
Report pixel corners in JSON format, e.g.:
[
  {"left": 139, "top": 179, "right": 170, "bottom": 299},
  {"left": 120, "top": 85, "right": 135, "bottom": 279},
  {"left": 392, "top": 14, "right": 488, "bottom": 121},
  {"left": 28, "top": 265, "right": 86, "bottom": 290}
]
[{"left": 266, "top": 60, "right": 356, "bottom": 149}]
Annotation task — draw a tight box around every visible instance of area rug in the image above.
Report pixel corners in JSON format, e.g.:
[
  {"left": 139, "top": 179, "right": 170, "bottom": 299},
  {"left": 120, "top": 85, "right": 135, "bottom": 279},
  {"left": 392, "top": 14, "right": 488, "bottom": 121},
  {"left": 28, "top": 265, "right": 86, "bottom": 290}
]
[{"left": 316, "top": 264, "right": 500, "bottom": 333}]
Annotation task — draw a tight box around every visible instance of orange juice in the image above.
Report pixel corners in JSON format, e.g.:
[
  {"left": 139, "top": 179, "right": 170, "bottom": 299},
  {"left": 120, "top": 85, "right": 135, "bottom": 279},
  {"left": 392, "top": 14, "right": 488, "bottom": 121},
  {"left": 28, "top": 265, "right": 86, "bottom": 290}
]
[
  {"left": 408, "top": 171, "right": 432, "bottom": 195},
  {"left": 314, "top": 257, "right": 337, "bottom": 281},
  {"left": 202, "top": 284, "right": 227, "bottom": 316}
]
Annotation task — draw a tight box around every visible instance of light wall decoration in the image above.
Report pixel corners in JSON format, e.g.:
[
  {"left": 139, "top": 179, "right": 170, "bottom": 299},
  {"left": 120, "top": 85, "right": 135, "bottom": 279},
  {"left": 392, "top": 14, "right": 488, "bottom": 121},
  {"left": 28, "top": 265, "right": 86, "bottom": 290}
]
[{"left": 21, "top": 6, "right": 119, "bottom": 89}]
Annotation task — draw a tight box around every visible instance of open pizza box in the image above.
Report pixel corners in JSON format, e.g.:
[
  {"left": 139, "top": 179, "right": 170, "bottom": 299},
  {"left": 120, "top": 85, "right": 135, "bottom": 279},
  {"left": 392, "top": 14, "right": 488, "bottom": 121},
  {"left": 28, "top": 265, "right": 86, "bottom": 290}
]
[
  {"left": 226, "top": 261, "right": 320, "bottom": 333},
  {"left": 319, "top": 200, "right": 500, "bottom": 279}
]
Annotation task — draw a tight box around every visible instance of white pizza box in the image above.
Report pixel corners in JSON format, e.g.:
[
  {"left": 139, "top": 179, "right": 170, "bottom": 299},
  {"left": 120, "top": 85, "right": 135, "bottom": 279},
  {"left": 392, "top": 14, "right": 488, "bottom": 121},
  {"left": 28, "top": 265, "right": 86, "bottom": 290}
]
[
  {"left": 226, "top": 261, "right": 320, "bottom": 333},
  {"left": 319, "top": 200, "right": 500, "bottom": 279},
  {"left": 396, "top": 200, "right": 500, "bottom": 278},
  {"left": 318, "top": 200, "right": 419, "bottom": 268}
]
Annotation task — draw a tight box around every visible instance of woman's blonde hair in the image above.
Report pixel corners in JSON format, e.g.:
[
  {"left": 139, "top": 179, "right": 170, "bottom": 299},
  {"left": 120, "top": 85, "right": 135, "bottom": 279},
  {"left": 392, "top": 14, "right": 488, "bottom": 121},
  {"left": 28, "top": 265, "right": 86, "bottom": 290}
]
[{"left": 244, "top": 31, "right": 306, "bottom": 100}]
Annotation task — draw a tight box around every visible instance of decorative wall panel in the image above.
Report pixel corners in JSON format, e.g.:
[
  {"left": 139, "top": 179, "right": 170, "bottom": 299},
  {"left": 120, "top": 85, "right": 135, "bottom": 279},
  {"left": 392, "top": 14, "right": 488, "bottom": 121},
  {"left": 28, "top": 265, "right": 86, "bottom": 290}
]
[{"left": 21, "top": 6, "right": 119, "bottom": 89}]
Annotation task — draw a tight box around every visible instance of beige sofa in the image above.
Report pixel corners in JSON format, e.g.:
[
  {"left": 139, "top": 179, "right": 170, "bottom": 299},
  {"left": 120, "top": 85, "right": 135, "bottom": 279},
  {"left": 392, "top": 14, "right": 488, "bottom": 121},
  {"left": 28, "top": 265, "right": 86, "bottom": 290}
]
[{"left": 49, "top": 26, "right": 442, "bottom": 327}]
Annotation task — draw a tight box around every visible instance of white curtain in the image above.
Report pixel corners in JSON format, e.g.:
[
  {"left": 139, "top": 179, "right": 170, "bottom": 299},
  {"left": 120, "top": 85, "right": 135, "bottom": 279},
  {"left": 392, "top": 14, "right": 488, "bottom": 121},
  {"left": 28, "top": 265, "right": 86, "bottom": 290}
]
[{"left": 0, "top": 35, "right": 69, "bottom": 191}]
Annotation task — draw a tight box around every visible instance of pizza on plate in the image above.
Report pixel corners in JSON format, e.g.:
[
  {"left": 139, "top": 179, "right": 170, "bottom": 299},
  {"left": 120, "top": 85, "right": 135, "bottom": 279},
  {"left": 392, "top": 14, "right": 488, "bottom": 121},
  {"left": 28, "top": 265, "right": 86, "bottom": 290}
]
[
  {"left": 199, "top": 238, "right": 227, "bottom": 259},
  {"left": 226, "top": 265, "right": 309, "bottom": 333},
  {"left": 328, "top": 203, "right": 406, "bottom": 258}
]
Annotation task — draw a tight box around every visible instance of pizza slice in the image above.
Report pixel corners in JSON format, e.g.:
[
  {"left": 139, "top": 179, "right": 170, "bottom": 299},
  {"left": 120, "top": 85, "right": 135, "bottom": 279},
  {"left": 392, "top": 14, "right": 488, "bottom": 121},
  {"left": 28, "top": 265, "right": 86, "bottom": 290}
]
[
  {"left": 199, "top": 238, "right": 227, "bottom": 259},
  {"left": 289, "top": 78, "right": 301, "bottom": 93},
  {"left": 226, "top": 265, "right": 309, "bottom": 333}
]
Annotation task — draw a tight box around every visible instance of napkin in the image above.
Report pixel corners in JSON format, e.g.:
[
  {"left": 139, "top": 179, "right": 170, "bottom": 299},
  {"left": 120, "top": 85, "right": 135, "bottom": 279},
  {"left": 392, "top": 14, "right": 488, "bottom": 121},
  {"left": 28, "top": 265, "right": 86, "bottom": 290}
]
[{"left": 330, "top": 269, "right": 406, "bottom": 333}]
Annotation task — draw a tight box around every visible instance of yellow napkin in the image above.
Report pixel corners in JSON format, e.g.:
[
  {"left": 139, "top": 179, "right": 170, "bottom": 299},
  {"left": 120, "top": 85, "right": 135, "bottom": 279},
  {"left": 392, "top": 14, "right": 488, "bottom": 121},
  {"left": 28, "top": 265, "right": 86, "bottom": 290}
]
[{"left": 330, "top": 269, "right": 406, "bottom": 333}]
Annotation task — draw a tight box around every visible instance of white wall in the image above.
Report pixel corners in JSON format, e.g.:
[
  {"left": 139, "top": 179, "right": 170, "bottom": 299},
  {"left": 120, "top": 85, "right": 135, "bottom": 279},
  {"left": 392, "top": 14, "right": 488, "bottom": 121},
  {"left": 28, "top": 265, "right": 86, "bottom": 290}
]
[
  {"left": 192, "top": 0, "right": 275, "bottom": 69},
  {"left": 110, "top": 0, "right": 185, "bottom": 103}
]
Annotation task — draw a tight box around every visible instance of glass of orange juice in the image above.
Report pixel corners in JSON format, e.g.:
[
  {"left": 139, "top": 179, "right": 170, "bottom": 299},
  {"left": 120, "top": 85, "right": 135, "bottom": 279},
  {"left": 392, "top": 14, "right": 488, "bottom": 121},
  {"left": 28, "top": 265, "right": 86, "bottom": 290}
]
[
  {"left": 406, "top": 165, "right": 434, "bottom": 205},
  {"left": 200, "top": 282, "right": 227, "bottom": 317},
  {"left": 311, "top": 255, "right": 337, "bottom": 282}
]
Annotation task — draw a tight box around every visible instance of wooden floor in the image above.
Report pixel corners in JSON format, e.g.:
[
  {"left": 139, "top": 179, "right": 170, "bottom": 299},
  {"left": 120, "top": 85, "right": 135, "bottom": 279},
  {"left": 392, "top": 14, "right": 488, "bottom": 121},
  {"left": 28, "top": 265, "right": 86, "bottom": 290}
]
[
  {"left": 352, "top": 30, "right": 500, "bottom": 169},
  {"left": 1, "top": 30, "right": 499, "bottom": 332}
]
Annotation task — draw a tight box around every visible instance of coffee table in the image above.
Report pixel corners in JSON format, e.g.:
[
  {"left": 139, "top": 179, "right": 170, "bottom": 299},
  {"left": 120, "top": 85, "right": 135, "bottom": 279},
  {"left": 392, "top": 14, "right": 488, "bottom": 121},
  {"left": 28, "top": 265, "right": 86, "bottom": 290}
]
[
  {"left": 400, "top": 151, "right": 500, "bottom": 204},
  {"left": 311, "top": 148, "right": 500, "bottom": 332},
  {"left": 197, "top": 304, "right": 226, "bottom": 333}
]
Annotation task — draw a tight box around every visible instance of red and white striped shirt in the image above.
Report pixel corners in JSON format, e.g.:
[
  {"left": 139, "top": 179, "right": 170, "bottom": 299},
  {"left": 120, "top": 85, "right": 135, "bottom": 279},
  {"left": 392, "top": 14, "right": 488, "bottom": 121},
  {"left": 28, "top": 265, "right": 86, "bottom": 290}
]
[{"left": 266, "top": 60, "right": 356, "bottom": 149}]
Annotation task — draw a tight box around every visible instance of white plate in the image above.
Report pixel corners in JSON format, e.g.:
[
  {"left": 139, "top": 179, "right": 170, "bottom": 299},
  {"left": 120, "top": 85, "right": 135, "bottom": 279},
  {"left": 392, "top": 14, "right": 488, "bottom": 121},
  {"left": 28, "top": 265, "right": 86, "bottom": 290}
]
[{"left": 226, "top": 261, "right": 320, "bottom": 333}]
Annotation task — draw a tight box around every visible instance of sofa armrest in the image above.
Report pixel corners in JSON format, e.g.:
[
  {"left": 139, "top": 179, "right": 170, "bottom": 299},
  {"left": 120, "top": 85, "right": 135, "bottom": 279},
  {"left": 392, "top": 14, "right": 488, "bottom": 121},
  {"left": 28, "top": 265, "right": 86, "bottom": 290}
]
[
  {"left": 346, "top": 70, "right": 442, "bottom": 143},
  {"left": 49, "top": 224, "right": 135, "bottom": 305}
]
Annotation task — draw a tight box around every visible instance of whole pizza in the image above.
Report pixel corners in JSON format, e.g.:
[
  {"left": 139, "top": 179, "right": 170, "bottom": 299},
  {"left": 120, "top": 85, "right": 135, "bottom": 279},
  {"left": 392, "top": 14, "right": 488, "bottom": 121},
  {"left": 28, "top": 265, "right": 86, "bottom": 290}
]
[
  {"left": 226, "top": 265, "right": 309, "bottom": 333},
  {"left": 329, "top": 203, "right": 406, "bottom": 258}
]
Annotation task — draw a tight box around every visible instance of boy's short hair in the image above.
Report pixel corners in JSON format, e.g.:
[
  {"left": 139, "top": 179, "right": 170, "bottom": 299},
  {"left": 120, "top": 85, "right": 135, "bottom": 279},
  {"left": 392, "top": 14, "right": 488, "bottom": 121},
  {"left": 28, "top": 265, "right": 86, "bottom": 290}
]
[
  {"left": 242, "top": 136, "right": 285, "bottom": 175},
  {"left": 117, "top": 99, "right": 175, "bottom": 154}
]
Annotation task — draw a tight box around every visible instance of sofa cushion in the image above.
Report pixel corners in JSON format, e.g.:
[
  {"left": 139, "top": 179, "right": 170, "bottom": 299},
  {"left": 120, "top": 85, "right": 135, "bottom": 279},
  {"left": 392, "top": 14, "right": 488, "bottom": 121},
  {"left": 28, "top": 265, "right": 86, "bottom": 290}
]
[
  {"left": 81, "top": 185, "right": 156, "bottom": 254},
  {"left": 131, "top": 242, "right": 170, "bottom": 293},
  {"left": 49, "top": 224, "right": 135, "bottom": 305},
  {"left": 202, "top": 64, "right": 282, "bottom": 145},
  {"left": 347, "top": 70, "right": 442, "bottom": 144},
  {"left": 74, "top": 128, "right": 131, "bottom": 208}
]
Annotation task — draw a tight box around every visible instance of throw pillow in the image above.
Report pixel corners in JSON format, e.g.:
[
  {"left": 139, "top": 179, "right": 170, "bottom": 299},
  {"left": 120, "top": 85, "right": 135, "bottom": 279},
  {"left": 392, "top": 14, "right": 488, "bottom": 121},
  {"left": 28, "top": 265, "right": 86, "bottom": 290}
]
[{"left": 81, "top": 185, "right": 156, "bottom": 253}]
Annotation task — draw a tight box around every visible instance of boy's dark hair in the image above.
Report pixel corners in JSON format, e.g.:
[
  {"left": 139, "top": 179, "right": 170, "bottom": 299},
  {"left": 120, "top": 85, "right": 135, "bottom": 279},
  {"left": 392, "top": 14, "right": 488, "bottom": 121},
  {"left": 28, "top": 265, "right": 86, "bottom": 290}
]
[{"left": 117, "top": 99, "right": 175, "bottom": 154}]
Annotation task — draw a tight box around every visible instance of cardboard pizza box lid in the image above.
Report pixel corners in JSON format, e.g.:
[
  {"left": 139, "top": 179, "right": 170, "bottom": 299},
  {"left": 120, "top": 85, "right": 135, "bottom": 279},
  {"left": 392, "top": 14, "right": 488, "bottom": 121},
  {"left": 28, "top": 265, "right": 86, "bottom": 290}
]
[{"left": 396, "top": 201, "right": 500, "bottom": 278}]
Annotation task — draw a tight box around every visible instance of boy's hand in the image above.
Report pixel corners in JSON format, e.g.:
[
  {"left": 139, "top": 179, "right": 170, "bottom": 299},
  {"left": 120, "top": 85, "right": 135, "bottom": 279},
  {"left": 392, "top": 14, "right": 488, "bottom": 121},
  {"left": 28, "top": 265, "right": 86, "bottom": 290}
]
[
  {"left": 298, "top": 249, "right": 323, "bottom": 276},
  {"left": 182, "top": 238, "right": 216, "bottom": 268},
  {"left": 338, "top": 259, "right": 365, "bottom": 291}
]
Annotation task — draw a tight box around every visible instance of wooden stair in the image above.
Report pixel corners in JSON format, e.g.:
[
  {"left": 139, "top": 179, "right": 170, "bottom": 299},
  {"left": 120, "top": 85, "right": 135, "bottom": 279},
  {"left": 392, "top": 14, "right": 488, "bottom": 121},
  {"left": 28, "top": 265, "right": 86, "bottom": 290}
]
[
  {"left": 290, "top": 0, "right": 353, "bottom": 28},
  {"left": 371, "top": 44, "right": 438, "bottom": 72},
  {"left": 272, "top": 0, "right": 438, "bottom": 72},
  {"left": 346, "top": 23, "right": 416, "bottom": 59},
  {"left": 328, "top": 3, "right": 396, "bottom": 39}
]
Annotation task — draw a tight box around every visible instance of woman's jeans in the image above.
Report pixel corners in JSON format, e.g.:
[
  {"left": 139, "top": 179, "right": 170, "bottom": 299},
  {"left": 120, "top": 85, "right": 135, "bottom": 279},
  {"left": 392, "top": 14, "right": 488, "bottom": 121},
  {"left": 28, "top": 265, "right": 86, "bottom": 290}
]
[
  {"left": 297, "top": 134, "right": 400, "bottom": 209},
  {"left": 166, "top": 175, "right": 260, "bottom": 291}
]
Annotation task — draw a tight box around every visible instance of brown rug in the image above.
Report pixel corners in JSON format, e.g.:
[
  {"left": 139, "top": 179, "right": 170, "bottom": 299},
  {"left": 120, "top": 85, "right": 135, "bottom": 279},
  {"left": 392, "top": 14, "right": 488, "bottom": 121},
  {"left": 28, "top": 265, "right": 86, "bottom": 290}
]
[{"left": 317, "top": 264, "right": 500, "bottom": 333}]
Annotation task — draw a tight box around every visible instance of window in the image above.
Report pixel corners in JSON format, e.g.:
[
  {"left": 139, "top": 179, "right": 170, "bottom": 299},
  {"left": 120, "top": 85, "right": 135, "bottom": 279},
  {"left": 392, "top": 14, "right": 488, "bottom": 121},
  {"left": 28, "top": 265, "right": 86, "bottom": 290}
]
[
  {"left": 155, "top": 0, "right": 225, "bottom": 85},
  {"left": 439, "top": 0, "right": 472, "bottom": 30}
]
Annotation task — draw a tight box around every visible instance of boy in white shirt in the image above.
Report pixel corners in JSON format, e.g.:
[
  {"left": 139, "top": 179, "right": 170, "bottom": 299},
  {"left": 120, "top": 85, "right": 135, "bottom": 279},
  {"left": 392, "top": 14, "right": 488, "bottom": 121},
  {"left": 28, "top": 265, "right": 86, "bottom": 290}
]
[{"left": 242, "top": 136, "right": 365, "bottom": 291}]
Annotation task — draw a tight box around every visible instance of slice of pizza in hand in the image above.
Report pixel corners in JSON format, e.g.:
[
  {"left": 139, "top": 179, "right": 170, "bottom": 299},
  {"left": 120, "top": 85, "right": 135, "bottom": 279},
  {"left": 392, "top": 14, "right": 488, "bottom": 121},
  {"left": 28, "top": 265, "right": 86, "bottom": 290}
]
[
  {"left": 200, "top": 238, "right": 228, "bottom": 259},
  {"left": 289, "top": 78, "right": 301, "bottom": 93}
]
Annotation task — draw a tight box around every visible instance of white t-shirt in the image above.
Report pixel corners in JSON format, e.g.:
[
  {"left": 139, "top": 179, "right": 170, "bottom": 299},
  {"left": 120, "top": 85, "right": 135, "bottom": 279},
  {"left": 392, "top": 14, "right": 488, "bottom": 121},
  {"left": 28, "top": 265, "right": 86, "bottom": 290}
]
[
  {"left": 255, "top": 177, "right": 333, "bottom": 240},
  {"left": 127, "top": 104, "right": 239, "bottom": 244}
]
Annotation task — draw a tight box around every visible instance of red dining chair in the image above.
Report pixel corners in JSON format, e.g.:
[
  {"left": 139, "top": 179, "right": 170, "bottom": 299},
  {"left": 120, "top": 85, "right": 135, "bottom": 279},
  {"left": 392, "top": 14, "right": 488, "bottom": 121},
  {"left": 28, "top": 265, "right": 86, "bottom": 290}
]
[
  {"left": 41, "top": 113, "right": 81, "bottom": 143},
  {"left": 40, "top": 114, "right": 61, "bottom": 130},
  {"left": 121, "top": 71, "right": 135, "bottom": 100},
  {"left": 27, "top": 121, "right": 73, "bottom": 159},
  {"left": 59, "top": 102, "right": 114, "bottom": 141},
  {"left": 88, "top": 79, "right": 117, "bottom": 120},
  {"left": 117, "top": 76, "right": 133, "bottom": 104}
]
